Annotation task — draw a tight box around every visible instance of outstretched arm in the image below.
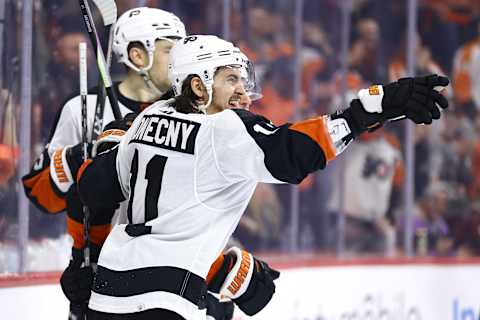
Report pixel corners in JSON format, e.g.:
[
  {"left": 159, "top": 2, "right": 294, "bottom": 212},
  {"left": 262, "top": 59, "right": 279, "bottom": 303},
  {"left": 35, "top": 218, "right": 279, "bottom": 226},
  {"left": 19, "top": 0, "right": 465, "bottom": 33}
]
[{"left": 215, "top": 74, "right": 449, "bottom": 184}]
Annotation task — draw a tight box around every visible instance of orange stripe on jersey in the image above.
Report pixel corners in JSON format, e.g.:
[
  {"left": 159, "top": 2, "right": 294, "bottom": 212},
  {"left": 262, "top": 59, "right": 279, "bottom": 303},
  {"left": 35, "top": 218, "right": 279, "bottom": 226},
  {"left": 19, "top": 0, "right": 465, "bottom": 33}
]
[
  {"left": 90, "top": 223, "right": 112, "bottom": 246},
  {"left": 67, "top": 216, "right": 85, "bottom": 249},
  {"left": 22, "top": 167, "right": 66, "bottom": 213},
  {"left": 290, "top": 117, "right": 336, "bottom": 161},
  {"left": 67, "top": 216, "right": 111, "bottom": 249},
  {"left": 77, "top": 159, "right": 93, "bottom": 183},
  {"left": 206, "top": 254, "right": 226, "bottom": 285}
]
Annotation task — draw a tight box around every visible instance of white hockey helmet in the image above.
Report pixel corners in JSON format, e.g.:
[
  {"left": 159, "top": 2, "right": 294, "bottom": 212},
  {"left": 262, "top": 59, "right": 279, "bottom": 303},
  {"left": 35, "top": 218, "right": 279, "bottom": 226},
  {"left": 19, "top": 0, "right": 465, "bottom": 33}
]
[
  {"left": 168, "top": 35, "right": 255, "bottom": 112},
  {"left": 113, "top": 7, "right": 186, "bottom": 73}
]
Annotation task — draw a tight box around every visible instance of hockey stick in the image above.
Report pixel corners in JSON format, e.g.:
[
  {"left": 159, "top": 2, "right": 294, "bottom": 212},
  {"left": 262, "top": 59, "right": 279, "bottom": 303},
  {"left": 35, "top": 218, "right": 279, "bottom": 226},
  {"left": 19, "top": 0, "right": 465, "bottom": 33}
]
[
  {"left": 90, "top": 0, "right": 117, "bottom": 141},
  {"left": 67, "top": 42, "right": 90, "bottom": 320},
  {"left": 79, "top": 42, "right": 90, "bottom": 268},
  {"left": 78, "top": 0, "right": 121, "bottom": 120}
]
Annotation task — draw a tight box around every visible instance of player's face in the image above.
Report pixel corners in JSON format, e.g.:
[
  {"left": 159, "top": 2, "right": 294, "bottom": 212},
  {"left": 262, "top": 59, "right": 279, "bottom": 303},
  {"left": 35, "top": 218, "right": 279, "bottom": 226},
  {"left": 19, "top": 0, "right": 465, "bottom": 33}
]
[
  {"left": 149, "top": 39, "right": 175, "bottom": 92},
  {"left": 208, "top": 67, "right": 251, "bottom": 114}
]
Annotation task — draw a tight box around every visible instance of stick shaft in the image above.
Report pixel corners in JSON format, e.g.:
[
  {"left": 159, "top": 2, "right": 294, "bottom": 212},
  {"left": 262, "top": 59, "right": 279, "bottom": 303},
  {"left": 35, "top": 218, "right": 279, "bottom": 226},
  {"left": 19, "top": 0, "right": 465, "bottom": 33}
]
[
  {"left": 79, "top": 0, "right": 121, "bottom": 120},
  {"left": 79, "top": 42, "right": 91, "bottom": 268}
]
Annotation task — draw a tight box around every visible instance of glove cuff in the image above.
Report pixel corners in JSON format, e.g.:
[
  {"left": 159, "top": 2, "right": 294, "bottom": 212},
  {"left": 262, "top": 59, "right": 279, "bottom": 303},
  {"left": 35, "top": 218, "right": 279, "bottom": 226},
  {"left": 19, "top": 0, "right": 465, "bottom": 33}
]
[
  {"left": 50, "top": 147, "right": 75, "bottom": 195},
  {"left": 92, "top": 129, "right": 125, "bottom": 157},
  {"left": 219, "top": 247, "right": 255, "bottom": 300},
  {"left": 344, "top": 99, "right": 384, "bottom": 137},
  {"left": 358, "top": 85, "right": 384, "bottom": 113}
]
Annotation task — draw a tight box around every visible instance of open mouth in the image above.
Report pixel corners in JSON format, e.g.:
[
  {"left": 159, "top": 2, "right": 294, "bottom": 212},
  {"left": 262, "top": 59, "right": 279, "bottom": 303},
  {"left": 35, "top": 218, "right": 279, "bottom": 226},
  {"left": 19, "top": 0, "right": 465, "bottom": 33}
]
[{"left": 228, "top": 96, "right": 241, "bottom": 108}]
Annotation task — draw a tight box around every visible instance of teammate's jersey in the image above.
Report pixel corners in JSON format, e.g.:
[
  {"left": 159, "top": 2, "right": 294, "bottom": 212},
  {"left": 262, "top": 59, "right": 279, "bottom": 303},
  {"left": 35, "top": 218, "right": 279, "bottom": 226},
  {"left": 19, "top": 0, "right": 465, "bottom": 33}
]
[
  {"left": 79, "top": 99, "right": 355, "bottom": 319},
  {"left": 21, "top": 84, "right": 158, "bottom": 252},
  {"left": 22, "top": 84, "right": 150, "bottom": 214}
]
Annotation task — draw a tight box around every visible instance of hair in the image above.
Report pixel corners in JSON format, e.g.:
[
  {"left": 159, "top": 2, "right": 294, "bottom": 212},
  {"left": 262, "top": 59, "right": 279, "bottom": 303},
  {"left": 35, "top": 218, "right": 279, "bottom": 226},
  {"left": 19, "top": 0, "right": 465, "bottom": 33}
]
[
  {"left": 171, "top": 67, "right": 232, "bottom": 113},
  {"left": 171, "top": 74, "right": 203, "bottom": 114}
]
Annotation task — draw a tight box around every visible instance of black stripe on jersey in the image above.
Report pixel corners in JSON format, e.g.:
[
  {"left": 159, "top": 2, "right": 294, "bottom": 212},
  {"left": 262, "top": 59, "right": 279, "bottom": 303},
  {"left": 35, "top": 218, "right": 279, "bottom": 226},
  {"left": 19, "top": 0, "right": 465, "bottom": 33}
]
[
  {"left": 93, "top": 265, "right": 207, "bottom": 309},
  {"left": 129, "top": 114, "right": 200, "bottom": 155},
  {"left": 231, "top": 109, "right": 327, "bottom": 184}
]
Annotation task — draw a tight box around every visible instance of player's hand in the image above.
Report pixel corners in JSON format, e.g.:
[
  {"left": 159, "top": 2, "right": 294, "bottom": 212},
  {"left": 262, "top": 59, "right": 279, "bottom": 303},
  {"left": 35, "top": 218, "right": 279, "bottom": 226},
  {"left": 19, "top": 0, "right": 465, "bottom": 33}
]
[
  {"left": 206, "top": 293, "right": 234, "bottom": 320},
  {"left": 207, "top": 247, "right": 280, "bottom": 316},
  {"left": 357, "top": 74, "right": 449, "bottom": 125},
  {"left": 66, "top": 143, "right": 92, "bottom": 178},
  {"left": 344, "top": 74, "right": 449, "bottom": 136},
  {"left": 92, "top": 112, "right": 138, "bottom": 157},
  {"left": 380, "top": 74, "right": 449, "bottom": 124},
  {"left": 60, "top": 246, "right": 100, "bottom": 305},
  {"left": 104, "top": 112, "right": 138, "bottom": 131}
]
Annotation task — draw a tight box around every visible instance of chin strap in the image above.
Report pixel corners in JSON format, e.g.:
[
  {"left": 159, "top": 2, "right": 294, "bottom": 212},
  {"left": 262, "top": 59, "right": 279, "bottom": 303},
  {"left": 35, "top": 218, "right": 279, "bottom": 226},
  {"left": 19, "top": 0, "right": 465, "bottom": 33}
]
[{"left": 140, "top": 70, "right": 164, "bottom": 98}]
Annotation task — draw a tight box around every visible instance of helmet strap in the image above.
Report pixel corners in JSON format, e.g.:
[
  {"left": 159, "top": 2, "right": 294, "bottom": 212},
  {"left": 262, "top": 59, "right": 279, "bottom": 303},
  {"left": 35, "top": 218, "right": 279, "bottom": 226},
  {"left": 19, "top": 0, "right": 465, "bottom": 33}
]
[{"left": 140, "top": 70, "right": 164, "bottom": 97}]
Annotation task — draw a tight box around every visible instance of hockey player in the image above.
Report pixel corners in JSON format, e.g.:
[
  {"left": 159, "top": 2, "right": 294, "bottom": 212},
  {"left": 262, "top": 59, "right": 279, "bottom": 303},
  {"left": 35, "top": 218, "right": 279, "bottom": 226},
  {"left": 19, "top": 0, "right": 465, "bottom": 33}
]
[
  {"left": 21, "top": 6, "right": 186, "bottom": 318},
  {"left": 22, "top": 8, "right": 256, "bottom": 320},
  {"left": 76, "top": 35, "right": 449, "bottom": 319}
]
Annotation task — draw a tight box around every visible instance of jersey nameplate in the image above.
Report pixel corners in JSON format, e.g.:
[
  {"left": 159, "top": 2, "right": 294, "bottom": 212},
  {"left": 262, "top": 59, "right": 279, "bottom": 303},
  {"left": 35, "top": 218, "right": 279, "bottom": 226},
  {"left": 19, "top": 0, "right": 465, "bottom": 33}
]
[{"left": 130, "top": 115, "right": 200, "bottom": 154}]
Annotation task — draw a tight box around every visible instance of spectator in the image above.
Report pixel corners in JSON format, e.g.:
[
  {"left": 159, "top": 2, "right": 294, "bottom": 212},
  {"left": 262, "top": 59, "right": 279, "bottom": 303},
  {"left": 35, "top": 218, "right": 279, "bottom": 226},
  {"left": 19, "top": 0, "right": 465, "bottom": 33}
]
[
  {"left": 397, "top": 182, "right": 453, "bottom": 256},
  {"left": 34, "top": 24, "right": 95, "bottom": 143},
  {"left": 389, "top": 36, "right": 445, "bottom": 81},
  {"left": 326, "top": 129, "right": 404, "bottom": 255},
  {"left": 349, "top": 18, "right": 387, "bottom": 83},
  {"left": 452, "top": 21, "right": 480, "bottom": 118}
]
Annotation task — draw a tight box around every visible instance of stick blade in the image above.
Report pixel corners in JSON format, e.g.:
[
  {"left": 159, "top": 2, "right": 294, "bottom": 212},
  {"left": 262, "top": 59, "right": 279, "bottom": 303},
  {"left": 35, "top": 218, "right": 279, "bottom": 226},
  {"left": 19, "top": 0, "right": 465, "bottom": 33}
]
[{"left": 92, "top": 0, "right": 117, "bottom": 26}]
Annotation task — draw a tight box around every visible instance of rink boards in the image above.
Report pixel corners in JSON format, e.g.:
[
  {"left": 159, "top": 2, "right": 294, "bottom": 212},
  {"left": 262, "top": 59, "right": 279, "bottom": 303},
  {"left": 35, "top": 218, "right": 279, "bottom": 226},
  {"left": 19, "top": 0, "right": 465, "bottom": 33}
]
[{"left": 1, "top": 258, "right": 479, "bottom": 320}]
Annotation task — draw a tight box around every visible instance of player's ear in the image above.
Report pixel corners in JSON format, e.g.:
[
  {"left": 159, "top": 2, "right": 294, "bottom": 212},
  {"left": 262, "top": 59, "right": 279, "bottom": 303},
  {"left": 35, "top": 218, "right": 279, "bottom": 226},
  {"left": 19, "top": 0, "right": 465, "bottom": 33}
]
[
  {"left": 128, "top": 46, "right": 148, "bottom": 69},
  {"left": 190, "top": 76, "right": 206, "bottom": 100}
]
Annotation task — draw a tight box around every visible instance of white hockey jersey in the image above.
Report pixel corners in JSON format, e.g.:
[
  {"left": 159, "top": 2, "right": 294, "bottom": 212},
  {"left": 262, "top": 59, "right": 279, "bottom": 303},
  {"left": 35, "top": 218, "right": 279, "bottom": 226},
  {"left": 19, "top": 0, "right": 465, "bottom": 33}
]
[
  {"left": 79, "top": 99, "right": 352, "bottom": 319},
  {"left": 22, "top": 84, "right": 152, "bottom": 214}
]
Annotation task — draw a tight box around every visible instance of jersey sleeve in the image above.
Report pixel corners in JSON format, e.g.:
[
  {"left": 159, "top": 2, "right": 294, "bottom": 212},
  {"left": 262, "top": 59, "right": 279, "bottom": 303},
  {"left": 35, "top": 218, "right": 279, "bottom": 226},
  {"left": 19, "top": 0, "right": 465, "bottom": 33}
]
[
  {"left": 213, "top": 109, "right": 353, "bottom": 184},
  {"left": 21, "top": 97, "right": 84, "bottom": 213},
  {"left": 77, "top": 147, "right": 126, "bottom": 209},
  {"left": 21, "top": 145, "right": 66, "bottom": 213},
  {"left": 48, "top": 97, "right": 82, "bottom": 155},
  {"left": 78, "top": 107, "right": 147, "bottom": 209}
]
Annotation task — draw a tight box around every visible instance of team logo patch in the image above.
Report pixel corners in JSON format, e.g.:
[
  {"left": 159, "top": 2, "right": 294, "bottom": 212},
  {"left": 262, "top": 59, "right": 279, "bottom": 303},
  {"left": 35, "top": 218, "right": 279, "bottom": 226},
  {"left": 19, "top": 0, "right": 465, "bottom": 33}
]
[{"left": 368, "top": 85, "right": 380, "bottom": 96}]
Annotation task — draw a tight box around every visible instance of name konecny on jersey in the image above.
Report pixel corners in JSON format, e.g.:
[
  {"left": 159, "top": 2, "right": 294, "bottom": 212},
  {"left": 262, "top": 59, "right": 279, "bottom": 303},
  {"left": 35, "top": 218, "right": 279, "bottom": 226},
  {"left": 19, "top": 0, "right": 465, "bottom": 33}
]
[{"left": 130, "top": 114, "right": 200, "bottom": 154}]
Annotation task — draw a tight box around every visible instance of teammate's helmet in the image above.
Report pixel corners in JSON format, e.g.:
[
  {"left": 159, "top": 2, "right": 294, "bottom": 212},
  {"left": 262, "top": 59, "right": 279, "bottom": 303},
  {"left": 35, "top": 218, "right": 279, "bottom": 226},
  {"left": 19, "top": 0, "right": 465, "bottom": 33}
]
[
  {"left": 168, "top": 35, "right": 256, "bottom": 112},
  {"left": 113, "top": 7, "right": 186, "bottom": 73}
]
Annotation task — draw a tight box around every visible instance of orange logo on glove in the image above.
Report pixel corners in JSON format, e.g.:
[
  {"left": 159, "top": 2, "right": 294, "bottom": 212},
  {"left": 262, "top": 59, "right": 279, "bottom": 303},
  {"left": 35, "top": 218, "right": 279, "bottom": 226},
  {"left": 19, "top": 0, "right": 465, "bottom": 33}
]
[
  {"left": 53, "top": 149, "right": 68, "bottom": 183},
  {"left": 369, "top": 85, "right": 380, "bottom": 95},
  {"left": 227, "top": 250, "right": 251, "bottom": 295}
]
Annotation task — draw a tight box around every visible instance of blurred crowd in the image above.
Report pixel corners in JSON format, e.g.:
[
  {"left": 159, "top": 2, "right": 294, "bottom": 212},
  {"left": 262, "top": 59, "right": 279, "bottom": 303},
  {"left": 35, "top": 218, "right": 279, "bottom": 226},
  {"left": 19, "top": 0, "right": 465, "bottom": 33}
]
[{"left": 2, "top": 0, "right": 480, "bottom": 271}]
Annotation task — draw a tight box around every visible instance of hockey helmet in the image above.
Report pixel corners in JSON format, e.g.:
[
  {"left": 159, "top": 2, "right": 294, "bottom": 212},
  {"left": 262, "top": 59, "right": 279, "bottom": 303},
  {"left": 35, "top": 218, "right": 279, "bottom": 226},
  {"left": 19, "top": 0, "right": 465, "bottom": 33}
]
[
  {"left": 113, "top": 7, "right": 186, "bottom": 73},
  {"left": 168, "top": 35, "right": 258, "bottom": 112}
]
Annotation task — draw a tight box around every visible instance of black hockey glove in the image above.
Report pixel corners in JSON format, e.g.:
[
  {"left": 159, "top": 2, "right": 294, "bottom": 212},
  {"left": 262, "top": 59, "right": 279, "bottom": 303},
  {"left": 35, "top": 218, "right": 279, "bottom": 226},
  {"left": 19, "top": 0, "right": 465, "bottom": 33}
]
[
  {"left": 104, "top": 112, "right": 138, "bottom": 131},
  {"left": 342, "top": 74, "right": 449, "bottom": 137},
  {"left": 92, "top": 112, "right": 138, "bottom": 157},
  {"left": 60, "top": 245, "right": 101, "bottom": 305},
  {"left": 206, "top": 293, "right": 234, "bottom": 320},
  {"left": 66, "top": 143, "right": 92, "bottom": 178},
  {"left": 208, "top": 247, "right": 280, "bottom": 316}
]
